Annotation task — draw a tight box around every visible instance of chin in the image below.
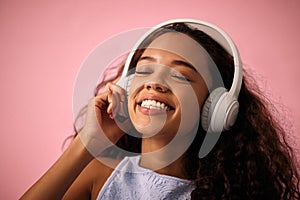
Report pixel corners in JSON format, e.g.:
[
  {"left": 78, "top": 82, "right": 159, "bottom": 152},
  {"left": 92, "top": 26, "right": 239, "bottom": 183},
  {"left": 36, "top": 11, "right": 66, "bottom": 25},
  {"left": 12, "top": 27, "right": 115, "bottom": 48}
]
[{"left": 132, "top": 114, "right": 169, "bottom": 138}]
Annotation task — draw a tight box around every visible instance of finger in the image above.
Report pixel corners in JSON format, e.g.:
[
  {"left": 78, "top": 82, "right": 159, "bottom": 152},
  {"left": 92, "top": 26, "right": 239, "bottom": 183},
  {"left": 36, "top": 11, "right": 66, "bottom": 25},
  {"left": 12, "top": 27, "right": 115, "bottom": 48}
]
[
  {"left": 107, "top": 91, "right": 121, "bottom": 119},
  {"left": 107, "top": 82, "right": 126, "bottom": 102},
  {"left": 94, "top": 91, "right": 110, "bottom": 110}
]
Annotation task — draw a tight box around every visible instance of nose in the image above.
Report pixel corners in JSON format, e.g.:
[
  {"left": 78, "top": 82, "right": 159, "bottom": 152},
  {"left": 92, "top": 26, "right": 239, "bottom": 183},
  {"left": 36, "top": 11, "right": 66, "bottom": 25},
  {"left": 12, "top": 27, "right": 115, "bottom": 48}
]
[{"left": 145, "top": 82, "right": 168, "bottom": 93}]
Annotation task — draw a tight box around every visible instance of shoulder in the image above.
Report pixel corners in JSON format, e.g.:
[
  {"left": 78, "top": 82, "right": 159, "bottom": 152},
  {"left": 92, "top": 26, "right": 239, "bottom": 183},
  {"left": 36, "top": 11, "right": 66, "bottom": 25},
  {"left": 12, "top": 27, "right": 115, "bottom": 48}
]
[
  {"left": 63, "top": 157, "right": 121, "bottom": 200},
  {"left": 89, "top": 157, "right": 122, "bottom": 199}
]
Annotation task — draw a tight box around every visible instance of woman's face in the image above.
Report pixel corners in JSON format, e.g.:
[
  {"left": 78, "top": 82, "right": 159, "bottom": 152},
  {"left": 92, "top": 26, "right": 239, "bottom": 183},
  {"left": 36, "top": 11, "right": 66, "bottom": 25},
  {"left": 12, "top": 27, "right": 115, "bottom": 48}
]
[{"left": 127, "top": 32, "right": 211, "bottom": 140}]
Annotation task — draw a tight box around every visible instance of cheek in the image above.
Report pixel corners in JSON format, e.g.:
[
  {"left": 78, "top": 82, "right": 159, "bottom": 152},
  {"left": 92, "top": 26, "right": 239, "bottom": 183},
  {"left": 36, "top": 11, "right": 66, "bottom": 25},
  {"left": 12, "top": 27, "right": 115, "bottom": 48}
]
[
  {"left": 127, "top": 97, "right": 136, "bottom": 120},
  {"left": 173, "top": 88, "right": 201, "bottom": 134},
  {"left": 196, "top": 88, "right": 208, "bottom": 109}
]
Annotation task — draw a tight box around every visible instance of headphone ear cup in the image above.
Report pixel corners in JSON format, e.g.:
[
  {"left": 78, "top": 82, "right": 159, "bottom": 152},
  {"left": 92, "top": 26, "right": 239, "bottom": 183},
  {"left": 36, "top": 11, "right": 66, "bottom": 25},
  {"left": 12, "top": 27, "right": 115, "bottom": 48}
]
[
  {"left": 201, "top": 87, "right": 227, "bottom": 131},
  {"left": 124, "top": 74, "right": 134, "bottom": 96}
]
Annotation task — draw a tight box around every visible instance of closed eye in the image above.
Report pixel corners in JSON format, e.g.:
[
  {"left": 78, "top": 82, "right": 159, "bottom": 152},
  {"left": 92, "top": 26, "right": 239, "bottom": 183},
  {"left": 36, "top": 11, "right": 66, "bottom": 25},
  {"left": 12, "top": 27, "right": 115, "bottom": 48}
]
[
  {"left": 135, "top": 71, "right": 152, "bottom": 75},
  {"left": 172, "top": 74, "right": 191, "bottom": 82}
]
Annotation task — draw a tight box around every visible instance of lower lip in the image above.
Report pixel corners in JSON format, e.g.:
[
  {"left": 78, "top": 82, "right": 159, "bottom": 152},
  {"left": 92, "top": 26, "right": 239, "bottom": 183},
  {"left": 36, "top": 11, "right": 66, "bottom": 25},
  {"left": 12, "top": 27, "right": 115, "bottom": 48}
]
[{"left": 137, "top": 105, "right": 170, "bottom": 115}]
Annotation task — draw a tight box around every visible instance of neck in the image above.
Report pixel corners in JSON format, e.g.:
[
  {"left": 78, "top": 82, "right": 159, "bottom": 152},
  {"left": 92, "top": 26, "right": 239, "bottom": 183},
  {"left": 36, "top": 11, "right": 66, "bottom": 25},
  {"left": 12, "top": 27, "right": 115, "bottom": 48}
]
[{"left": 139, "top": 133, "right": 194, "bottom": 180}]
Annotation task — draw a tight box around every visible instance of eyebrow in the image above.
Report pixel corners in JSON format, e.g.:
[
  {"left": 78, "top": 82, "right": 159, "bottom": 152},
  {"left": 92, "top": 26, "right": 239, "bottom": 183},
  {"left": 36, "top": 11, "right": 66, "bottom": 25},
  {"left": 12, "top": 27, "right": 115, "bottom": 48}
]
[
  {"left": 172, "top": 60, "right": 197, "bottom": 71},
  {"left": 138, "top": 56, "right": 197, "bottom": 71}
]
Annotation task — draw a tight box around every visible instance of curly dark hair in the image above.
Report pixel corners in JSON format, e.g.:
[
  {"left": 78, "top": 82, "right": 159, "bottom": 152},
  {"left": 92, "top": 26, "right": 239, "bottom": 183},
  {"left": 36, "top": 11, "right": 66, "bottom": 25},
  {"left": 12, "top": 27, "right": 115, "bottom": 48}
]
[
  {"left": 73, "top": 23, "right": 300, "bottom": 199},
  {"left": 163, "top": 23, "right": 300, "bottom": 200}
]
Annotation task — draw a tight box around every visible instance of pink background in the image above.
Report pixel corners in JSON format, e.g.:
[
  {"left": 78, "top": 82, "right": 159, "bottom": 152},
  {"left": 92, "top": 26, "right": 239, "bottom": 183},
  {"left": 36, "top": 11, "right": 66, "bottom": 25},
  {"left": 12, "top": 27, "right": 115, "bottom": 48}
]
[{"left": 1, "top": 0, "right": 299, "bottom": 199}]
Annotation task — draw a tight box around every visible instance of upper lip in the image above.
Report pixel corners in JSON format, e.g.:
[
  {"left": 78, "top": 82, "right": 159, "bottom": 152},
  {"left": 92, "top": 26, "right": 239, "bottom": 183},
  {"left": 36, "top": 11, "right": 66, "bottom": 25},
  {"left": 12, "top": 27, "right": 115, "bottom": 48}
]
[{"left": 137, "top": 94, "right": 175, "bottom": 110}]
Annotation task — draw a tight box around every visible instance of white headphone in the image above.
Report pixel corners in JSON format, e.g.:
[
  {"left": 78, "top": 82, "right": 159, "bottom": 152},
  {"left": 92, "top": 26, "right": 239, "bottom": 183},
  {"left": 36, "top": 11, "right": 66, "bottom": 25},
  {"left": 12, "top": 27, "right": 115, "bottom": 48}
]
[{"left": 119, "top": 19, "right": 243, "bottom": 157}]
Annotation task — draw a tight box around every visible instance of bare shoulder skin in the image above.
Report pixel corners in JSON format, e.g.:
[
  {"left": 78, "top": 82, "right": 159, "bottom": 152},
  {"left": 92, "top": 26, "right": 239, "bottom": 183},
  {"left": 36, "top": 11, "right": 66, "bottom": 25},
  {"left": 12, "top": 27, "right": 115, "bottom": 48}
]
[{"left": 62, "top": 157, "right": 120, "bottom": 200}]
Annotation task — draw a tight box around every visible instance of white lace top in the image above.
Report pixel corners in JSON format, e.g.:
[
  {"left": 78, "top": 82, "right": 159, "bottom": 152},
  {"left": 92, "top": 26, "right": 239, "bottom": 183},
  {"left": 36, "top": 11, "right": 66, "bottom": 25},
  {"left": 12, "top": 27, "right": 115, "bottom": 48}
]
[{"left": 96, "top": 156, "right": 195, "bottom": 200}]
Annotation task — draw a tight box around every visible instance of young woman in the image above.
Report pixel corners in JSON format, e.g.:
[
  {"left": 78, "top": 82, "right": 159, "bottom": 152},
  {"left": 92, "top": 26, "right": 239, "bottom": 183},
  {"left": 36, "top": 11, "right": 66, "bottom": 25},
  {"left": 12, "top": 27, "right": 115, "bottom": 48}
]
[{"left": 21, "top": 19, "right": 300, "bottom": 200}]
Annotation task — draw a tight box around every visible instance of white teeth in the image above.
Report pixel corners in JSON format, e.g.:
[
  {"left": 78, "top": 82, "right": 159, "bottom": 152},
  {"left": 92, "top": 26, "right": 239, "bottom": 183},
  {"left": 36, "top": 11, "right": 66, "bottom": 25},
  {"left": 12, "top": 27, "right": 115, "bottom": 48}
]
[
  {"left": 140, "top": 99, "right": 170, "bottom": 111},
  {"left": 156, "top": 102, "right": 161, "bottom": 107},
  {"left": 151, "top": 100, "right": 156, "bottom": 106}
]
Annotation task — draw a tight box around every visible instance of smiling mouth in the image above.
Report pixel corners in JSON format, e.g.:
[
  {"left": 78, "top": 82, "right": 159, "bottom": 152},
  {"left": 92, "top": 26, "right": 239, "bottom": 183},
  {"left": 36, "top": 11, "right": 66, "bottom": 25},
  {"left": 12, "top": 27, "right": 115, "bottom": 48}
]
[{"left": 138, "top": 99, "right": 175, "bottom": 111}]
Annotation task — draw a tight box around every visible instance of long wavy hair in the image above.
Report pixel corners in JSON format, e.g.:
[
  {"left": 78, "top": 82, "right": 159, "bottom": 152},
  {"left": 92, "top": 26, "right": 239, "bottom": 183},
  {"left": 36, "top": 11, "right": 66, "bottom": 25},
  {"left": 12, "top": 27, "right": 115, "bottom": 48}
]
[{"left": 74, "top": 23, "right": 300, "bottom": 199}]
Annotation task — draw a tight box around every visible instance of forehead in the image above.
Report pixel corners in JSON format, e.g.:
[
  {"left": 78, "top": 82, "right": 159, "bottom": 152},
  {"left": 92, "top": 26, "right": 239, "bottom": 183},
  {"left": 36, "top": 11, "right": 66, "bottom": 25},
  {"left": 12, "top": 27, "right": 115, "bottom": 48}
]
[{"left": 146, "top": 32, "right": 212, "bottom": 69}]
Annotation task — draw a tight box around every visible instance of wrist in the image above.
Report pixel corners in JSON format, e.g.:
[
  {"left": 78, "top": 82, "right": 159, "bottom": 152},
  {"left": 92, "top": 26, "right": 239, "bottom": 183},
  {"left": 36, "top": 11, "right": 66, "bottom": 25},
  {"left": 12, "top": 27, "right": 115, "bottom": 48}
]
[
  {"left": 68, "top": 136, "right": 94, "bottom": 164},
  {"left": 77, "top": 129, "right": 112, "bottom": 158}
]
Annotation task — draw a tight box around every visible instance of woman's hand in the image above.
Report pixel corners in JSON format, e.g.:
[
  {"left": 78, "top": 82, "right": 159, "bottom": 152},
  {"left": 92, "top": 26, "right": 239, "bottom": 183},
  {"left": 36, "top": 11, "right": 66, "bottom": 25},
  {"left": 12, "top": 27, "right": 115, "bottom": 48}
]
[
  {"left": 79, "top": 82, "right": 131, "bottom": 157},
  {"left": 20, "top": 82, "right": 131, "bottom": 200}
]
